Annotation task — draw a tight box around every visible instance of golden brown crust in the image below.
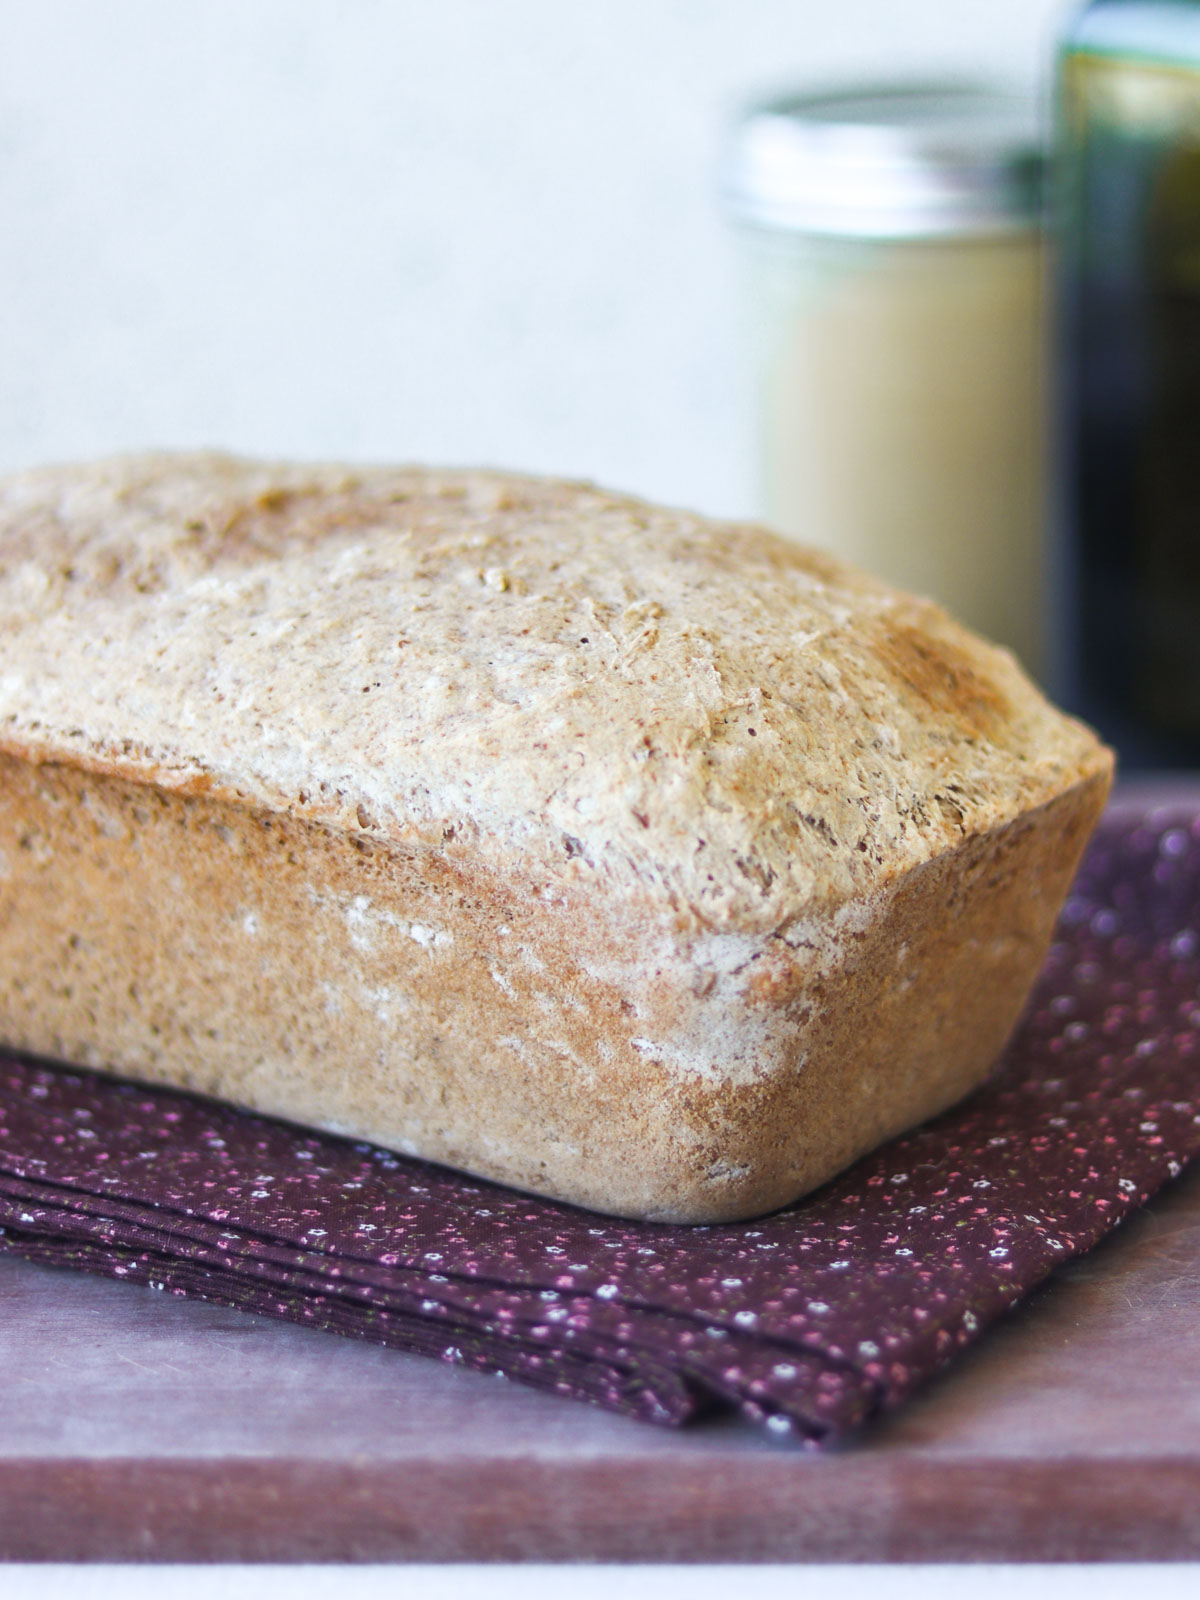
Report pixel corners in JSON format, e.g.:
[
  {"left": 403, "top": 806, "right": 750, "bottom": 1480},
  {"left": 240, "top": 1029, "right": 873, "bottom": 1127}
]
[
  {"left": 0, "top": 453, "right": 1114, "bottom": 1220},
  {"left": 0, "top": 755, "right": 1108, "bottom": 1221},
  {"left": 0, "top": 452, "right": 1109, "bottom": 934}
]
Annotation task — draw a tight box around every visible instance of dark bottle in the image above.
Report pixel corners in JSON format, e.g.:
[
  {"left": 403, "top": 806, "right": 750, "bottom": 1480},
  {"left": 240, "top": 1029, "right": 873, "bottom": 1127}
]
[{"left": 1056, "top": 0, "right": 1200, "bottom": 768}]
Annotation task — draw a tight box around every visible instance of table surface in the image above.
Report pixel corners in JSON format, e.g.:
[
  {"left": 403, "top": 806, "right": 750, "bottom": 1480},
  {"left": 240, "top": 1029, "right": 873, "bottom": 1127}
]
[{"left": 4, "top": 1151, "right": 1200, "bottom": 1564}]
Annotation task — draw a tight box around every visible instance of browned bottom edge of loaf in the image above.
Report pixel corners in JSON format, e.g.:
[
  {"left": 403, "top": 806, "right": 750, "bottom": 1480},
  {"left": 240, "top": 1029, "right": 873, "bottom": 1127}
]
[{"left": 0, "top": 753, "right": 1109, "bottom": 1223}]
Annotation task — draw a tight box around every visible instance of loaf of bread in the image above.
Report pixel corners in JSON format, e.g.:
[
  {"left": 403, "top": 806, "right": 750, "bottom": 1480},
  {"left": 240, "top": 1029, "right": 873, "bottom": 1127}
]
[{"left": 0, "top": 454, "right": 1111, "bottom": 1221}]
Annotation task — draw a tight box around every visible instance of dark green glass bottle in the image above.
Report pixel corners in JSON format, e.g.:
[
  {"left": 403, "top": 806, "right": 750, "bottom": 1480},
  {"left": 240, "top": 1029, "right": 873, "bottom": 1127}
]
[{"left": 1057, "top": 0, "right": 1200, "bottom": 767}]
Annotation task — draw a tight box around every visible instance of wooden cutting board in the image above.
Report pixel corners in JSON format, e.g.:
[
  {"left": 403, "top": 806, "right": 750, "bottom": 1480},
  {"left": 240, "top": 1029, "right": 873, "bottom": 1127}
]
[{"left": 3, "top": 1152, "right": 1200, "bottom": 1563}]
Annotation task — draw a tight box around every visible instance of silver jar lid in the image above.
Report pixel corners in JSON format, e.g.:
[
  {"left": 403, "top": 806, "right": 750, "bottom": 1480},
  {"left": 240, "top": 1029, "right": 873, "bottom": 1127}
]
[{"left": 724, "top": 82, "right": 1044, "bottom": 238}]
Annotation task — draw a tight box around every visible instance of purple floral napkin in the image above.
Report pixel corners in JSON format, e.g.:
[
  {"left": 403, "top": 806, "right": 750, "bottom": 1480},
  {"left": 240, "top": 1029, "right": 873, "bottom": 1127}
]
[{"left": 1, "top": 800, "right": 1198, "bottom": 1442}]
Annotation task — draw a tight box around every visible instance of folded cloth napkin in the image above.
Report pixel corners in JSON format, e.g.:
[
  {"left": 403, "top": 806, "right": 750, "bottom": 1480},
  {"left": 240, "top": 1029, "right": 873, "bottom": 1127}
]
[{"left": 1, "top": 801, "right": 1198, "bottom": 1442}]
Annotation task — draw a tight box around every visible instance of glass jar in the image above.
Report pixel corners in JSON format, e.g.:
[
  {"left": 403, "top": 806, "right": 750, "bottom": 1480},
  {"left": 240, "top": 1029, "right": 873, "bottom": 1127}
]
[
  {"left": 1056, "top": 1, "right": 1200, "bottom": 768},
  {"left": 725, "top": 84, "right": 1047, "bottom": 677}
]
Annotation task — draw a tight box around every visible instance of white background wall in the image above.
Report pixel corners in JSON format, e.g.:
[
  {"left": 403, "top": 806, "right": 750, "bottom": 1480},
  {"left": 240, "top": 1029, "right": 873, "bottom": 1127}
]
[{"left": 0, "top": 0, "right": 1069, "bottom": 519}]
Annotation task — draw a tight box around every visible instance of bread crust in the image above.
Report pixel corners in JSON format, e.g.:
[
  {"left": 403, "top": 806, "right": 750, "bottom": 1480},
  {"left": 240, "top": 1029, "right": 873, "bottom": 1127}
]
[{"left": 0, "top": 454, "right": 1113, "bottom": 1220}]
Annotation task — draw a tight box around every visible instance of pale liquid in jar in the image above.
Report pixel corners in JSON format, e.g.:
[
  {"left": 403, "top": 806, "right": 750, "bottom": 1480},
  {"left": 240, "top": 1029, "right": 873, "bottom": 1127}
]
[{"left": 754, "top": 232, "right": 1045, "bottom": 677}]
